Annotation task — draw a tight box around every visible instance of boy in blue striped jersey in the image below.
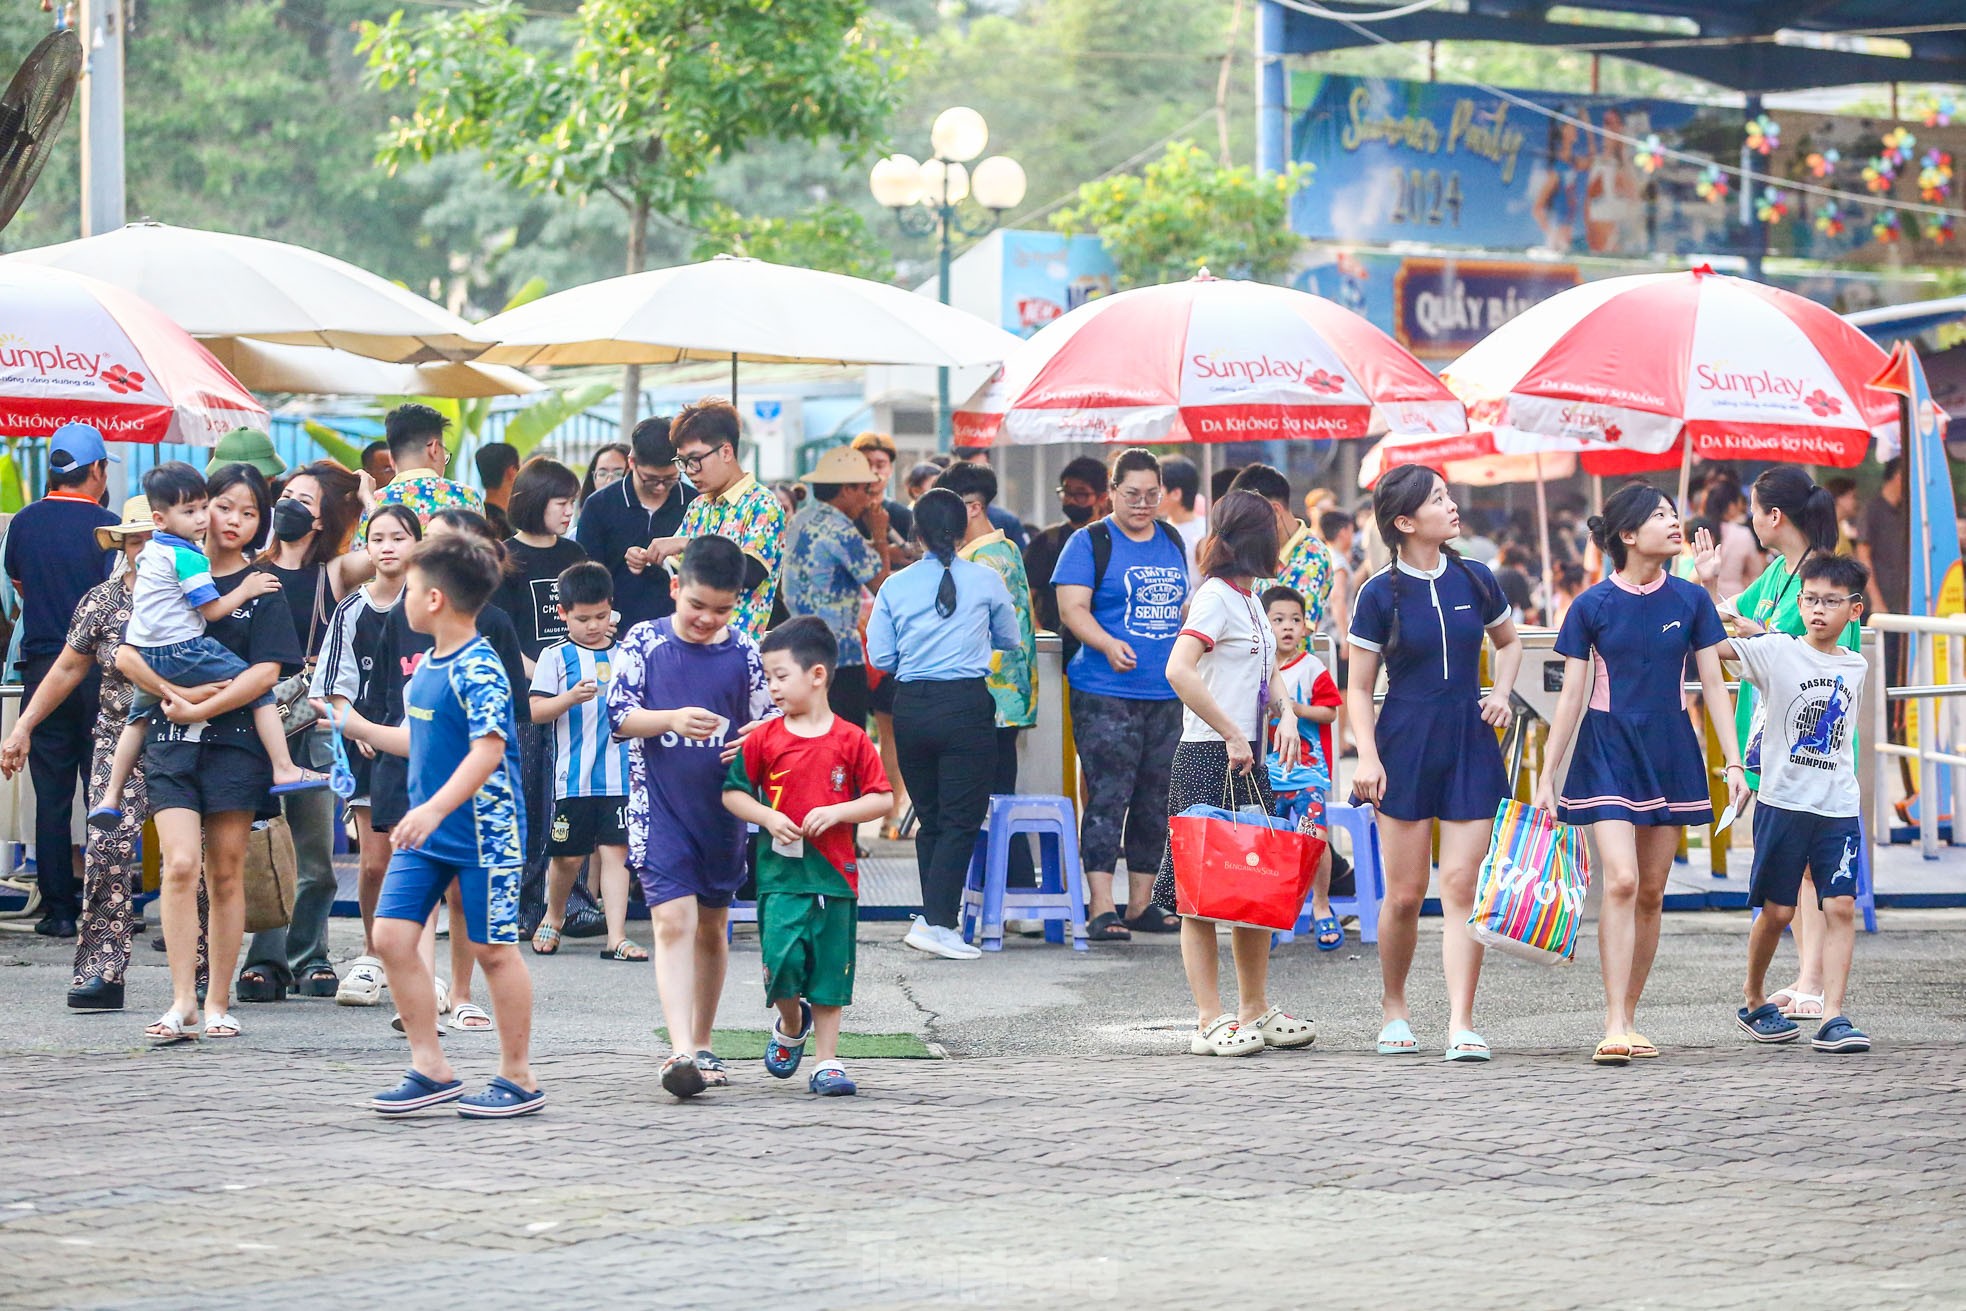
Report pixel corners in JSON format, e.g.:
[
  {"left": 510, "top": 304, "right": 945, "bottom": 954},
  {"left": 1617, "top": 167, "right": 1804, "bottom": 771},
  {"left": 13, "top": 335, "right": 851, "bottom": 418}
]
[{"left": 528, "top": 562, "right": 640, "bottom": 961}]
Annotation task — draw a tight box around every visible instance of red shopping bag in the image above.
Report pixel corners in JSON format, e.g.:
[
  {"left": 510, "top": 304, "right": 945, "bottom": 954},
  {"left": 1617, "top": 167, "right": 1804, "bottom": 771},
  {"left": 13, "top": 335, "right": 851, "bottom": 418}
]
[{"left": 1170, "top": 794, "right": 1326, "bottom": 931}]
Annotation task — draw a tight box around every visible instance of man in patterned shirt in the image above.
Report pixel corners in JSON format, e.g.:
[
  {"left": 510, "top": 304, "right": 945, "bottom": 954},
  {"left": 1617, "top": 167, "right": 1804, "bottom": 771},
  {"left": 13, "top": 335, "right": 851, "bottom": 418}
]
[
  {"left": 359, "top": 403, "right": 483, "bottom": 543},
  {"left": 1230, "top": 463, "right": 1336, "bottom": 627},
  {"left": 650, "top": 399, "right": 784, "bottom": 640},
  {"left": 782, "top": 445, "right": 890, "bottom": 729}
]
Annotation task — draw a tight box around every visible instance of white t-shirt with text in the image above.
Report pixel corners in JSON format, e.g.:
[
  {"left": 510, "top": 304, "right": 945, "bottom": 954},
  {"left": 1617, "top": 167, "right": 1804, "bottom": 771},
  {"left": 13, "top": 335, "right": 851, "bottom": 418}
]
[
  {"left": 1730, "top": 632, "right": 1866, "bottom": 817},
  {"left": 1177, "top": 578, "right": 1276, "bottom": 744}
]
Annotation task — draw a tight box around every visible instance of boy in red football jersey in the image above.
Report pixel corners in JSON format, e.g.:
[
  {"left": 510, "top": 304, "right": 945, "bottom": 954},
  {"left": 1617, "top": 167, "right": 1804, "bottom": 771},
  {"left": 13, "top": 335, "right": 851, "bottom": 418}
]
[{"left": 723, "top": 616, "right": 893, "bottom": 1095}]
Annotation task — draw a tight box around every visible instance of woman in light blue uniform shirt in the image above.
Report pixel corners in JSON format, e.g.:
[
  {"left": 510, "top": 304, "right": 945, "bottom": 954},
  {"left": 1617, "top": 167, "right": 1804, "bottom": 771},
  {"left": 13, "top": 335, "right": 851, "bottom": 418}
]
[{"left": 868, "top": 489, "right": 1020, "bottom": 961}]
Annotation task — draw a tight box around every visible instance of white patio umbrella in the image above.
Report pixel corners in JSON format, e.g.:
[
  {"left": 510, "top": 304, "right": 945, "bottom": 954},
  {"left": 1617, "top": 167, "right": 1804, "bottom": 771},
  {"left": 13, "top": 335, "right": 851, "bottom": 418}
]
[
  {"left": 468, "top": 255, "right": 1024, "bottom": 377},
  {"left": 5, "top": 221, "right": 484, "bottom": 362},
  {"left": 201, "top": 338, "right": 540, "bottom": 399}
]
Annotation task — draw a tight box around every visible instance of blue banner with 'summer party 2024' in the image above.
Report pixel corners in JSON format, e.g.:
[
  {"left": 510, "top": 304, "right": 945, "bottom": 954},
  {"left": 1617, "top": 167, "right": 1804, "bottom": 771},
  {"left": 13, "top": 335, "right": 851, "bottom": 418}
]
[{"left": 1287, "top": 73, "right": 1966, "bottom": 265}]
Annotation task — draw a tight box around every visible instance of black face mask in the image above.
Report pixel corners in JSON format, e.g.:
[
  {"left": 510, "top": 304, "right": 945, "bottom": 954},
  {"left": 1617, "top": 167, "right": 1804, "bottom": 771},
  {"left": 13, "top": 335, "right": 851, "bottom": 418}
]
[
  {"left": 272, "top": 498, "right": 316, "bottom": 542},
  {"left": 1061, "top": 502, "right": 1095, "bottom": 525}
]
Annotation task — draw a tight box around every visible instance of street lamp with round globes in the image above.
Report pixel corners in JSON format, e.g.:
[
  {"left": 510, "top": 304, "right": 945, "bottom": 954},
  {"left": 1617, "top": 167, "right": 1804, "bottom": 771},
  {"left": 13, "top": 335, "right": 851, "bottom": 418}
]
[{"left": 869, "top": 108, "right": 1024, "bottom": 449}]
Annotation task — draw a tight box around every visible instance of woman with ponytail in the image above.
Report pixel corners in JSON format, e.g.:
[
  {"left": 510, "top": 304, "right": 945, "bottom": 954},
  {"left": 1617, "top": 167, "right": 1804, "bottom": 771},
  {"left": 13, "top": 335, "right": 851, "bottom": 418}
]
[
  {"left": 1347, "top": 465, "right": 1523, "bottom": 1062},
  {"left": 1692, "top": 466, "right": 1856, "bottom": 1024},
  {"left": 867, "top": 488, "right": 1020, "bottom": 961},
  {"left": 1535, "top": 482, "right": 1748, "bottom": 1066}
]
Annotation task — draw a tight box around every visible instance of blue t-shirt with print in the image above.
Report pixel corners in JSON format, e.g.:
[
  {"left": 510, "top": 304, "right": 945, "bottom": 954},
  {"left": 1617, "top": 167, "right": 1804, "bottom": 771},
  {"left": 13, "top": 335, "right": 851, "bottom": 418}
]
[
  {"left": 406, "top": 634, "right": 525, "bottom": 869},
  {"left": 1051, "top": 517, "right": 1188, "bottom": 700}
]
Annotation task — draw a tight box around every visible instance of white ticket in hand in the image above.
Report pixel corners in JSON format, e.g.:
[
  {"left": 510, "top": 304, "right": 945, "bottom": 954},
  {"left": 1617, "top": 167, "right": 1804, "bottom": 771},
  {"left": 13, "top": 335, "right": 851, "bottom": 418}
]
[
  {"left": 772, "top": 832, "right": 805, "bottom": 858},
  {"left": 1714, "top": 799, "right": 1741, "bottom": 835}
]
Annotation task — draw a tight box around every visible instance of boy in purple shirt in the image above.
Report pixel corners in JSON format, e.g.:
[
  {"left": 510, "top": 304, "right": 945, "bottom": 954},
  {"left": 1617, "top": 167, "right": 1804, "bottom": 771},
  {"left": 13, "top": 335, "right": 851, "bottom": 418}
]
[{"left": 608, "top": 535, "right": 774, "bottom": 1099}]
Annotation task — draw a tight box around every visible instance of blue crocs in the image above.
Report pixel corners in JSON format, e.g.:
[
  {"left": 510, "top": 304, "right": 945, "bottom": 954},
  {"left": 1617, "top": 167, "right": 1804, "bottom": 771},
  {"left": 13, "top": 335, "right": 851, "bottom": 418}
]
[
  {"left": 808, "top": 1063, "right": 856, "bottom": 1097},
  {"left": 456, "top": 1075, "right": 545, "bottom": 1119},
  {"left": 371, "top": 1068, "right": 464, "bottom": 1116},
  {"left": 764, "top": 1000, "right": 813, "bottom": 1080},
  {"left": 1736, "top": 1002, "right": 1801, "bottom": 1044},
  {"left": 1812, "top": 1016, "right": 1871, "bottom": 1053}
]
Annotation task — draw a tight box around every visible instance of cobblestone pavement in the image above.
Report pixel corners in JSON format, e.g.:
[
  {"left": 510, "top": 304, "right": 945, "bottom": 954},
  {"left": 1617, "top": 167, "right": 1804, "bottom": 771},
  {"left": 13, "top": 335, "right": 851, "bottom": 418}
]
[{"left": 7, "top": 920, "right": 1966, "bottom": 1309}]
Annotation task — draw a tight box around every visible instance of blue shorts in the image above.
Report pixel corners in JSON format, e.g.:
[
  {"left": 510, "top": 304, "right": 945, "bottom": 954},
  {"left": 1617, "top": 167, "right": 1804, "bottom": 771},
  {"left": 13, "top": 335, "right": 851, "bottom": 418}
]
[
  {"left": 1749, "top": 803, "right": 1861, "bottom": 908},
  {"left": 635, "top": 863, "right": 739, "bottom": 910},
  {"left": 377, "top": 847, "right": 520, "bottom": 945},
  {"left": 129, "top": 636, "right": 269, "bottom": 719}
]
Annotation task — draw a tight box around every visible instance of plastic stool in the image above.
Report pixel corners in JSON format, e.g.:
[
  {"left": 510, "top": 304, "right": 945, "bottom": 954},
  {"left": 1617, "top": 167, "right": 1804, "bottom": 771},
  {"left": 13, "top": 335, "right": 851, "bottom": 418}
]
[
  {"left": 1278, "top": 799, "right": 1384, "bottom": 947},
  {"left": 960, "top": 794, "right": 1088, "bottom": 952}
]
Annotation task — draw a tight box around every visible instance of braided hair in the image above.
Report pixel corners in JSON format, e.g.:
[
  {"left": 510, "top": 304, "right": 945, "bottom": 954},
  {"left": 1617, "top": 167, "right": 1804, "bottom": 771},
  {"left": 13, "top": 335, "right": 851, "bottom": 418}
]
[
  {"left": 1372, "top": 464, "right": 1500, "bottom": 660},
  {"left": 913, "top": 488, "right": 966, "bottom": 618}
]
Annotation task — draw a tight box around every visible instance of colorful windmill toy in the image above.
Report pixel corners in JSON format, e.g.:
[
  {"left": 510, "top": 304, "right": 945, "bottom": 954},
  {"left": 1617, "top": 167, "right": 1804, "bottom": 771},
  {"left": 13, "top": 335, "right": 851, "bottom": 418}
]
[
  {"left": 1919, "top": 150, "right": 1953, "bottom": 203},
  {"left": 1924, "top": 95, "right": 1957, "bottom": 128},
  {"left": 1863, "top": 157, "right": 1897, "bottom": 194},
  {"left": 1883, "top": 126, "right": 1918, "bottom": 166},
  {"left": 1814, "top": 203, "right": 1845, "bottom": 237},
  {"left": 1634, "top": 133, "right": 1664, "bottom": 173},
  {"left": 1805, "top": 148, "right": 1841, "bottom": 178},
  {"left": 1873, "top": 209, "right": 1902, "bottom": 243},
  {"left": 1755, "top": 190, "right": 1790, "bottom": 225},
  {"left": 1696, "top": 164, "right": 1728, "bottom": 202},
  {"left": 1745, "top": 114, "right": 1780, "bottom": 155},
  {"left": 1934, "top": 214, "right": 1957, "bottom": 245}
]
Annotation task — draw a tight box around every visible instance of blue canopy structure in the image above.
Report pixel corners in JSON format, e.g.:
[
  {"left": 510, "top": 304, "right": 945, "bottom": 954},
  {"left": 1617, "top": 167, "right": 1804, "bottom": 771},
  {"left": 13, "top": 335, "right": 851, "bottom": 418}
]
[{"left": 1257, "top": 1, "right": 1966, "bottom": 173}]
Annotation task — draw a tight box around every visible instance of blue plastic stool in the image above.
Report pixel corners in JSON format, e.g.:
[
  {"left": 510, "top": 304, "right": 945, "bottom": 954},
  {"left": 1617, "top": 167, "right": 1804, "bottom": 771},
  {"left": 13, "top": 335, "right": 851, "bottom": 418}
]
[
  {"left": 960, "top": 794, "right": 1089, "bottom": 952},
  {"left": 1277, "top": 798, "right": 1384, "bottom": 947}
]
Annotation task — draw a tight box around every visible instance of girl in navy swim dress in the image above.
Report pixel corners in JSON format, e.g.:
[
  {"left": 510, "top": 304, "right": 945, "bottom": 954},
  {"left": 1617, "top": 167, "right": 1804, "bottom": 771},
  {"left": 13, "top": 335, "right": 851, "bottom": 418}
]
[
  {"left": 1535, "top": 483, "right": 1747, "bottom": 1068},
  {"left": 1347, "top": 466, "right": 1522, "bottom": 1064}
]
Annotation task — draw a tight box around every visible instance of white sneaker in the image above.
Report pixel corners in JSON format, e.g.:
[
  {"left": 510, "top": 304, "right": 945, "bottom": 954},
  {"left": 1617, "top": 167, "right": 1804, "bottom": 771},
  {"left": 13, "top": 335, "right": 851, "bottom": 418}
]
[
  {"left": 335, "top": 956, "right": 385, "bottom": 1007},
  {"left": 903, "top": 917, "right": 981, "bottom": 960}
]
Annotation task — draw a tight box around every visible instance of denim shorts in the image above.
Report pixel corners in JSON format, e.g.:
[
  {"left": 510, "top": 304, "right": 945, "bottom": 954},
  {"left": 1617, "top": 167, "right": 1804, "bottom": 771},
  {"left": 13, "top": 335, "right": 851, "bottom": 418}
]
[{"left": 130, "top": 636, "right": 269, "bottom": 719}]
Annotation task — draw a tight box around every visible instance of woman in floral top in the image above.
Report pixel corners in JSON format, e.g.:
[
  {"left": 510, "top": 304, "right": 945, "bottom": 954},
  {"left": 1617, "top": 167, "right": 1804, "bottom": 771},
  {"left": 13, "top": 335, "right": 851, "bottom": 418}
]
[{"left": 0, "top": 499, "right": 203, "bottom": 1007}]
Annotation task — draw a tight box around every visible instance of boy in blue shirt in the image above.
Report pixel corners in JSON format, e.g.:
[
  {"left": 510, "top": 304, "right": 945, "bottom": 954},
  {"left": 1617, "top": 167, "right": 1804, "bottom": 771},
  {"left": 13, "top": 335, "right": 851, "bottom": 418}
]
[
  {"left": 608, "top": 535, "right": 775, "bottom": 1100},
  {"left": 91, "top": 461, "right": 326, "bottom": 827},
  {"left": 324, "top": 532, "right": 542, "bottom": 1118},
  {"left": 529, "top": 561, "right": 638, "bottom": 961}
]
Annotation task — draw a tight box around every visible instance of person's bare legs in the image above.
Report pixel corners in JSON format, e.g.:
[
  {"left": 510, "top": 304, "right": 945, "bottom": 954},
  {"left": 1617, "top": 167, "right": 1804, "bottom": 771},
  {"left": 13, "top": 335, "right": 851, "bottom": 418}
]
[
  {"left": 542, "top": 854, "right": 582, "bottom": 933},
  {"left": 693, "top": 905, "right": 730, "bottom": 1049},
  {"left": 595, "top": 845, "right": 630, "bottom": 949},
  {"left": 809, "top": 1004, "right": 844, "bottom": 1063},
  {"left": 446, "top": 881, "right": 474, "bottom": 1010},
  {"left": 1229, "top": 925, "right": 1271, "bottom": 1025},
  {"left": 250, "top": 703, "right": 317, "bottom": 788},
  {"left": 1180, "top": 916, "right": 1225, "bottom": 1027},
  {"left": 1744, "top": 900, "right": 1796, "bottom": 1010},
  {"left": 1819, "top": 896, "right": 1858, "bottom": 1021},
  {"left": 353, "top": 812, "right": 388, "bottom": 953},
  {"left": 471, "top": 941, "right": 536, "bottom": 1090},
  {"left": 1436, "top": 818, "right": 1492, "bottom": 1038},
  {"left": 1086, "top": 869, "right": 1119, "bottom": 920},
  {"left": 151, "top": 808, "right": 207, "bottom": 1026},
  {"left": 375, "top": 915, "right": 452, "bottom": 1083},
  {"left": 200, "top": 810, "right": 253, "bottom": 1022},
  {"left": 1309, "top": 847, "right": 1334, "bottom": 924},
  {"left": 1593, "top": 820, "right": 1640, "bottom": 1038},
  {"left": 1776, "top": 878, "right": 1827, "bottom": 1000},
  {"left": 1375, "top": 815, "right": 1433, "bottom": 1036},
  {"left": 1625, "top": 825, "right": 1683, "bottom": 1022},
  {"left": 650, "top": 895, "right": 701, "bottom": 1054}
]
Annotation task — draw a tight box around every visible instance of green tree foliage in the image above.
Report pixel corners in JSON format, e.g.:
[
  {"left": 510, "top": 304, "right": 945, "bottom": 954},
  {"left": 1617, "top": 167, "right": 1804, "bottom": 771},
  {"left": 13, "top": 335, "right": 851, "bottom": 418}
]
[
  {"left": 691, "top": 203, "right": 894, "bottom": 281},
  {"left": 1052, "top": 141, "right": 1310, "bottom": 287}
]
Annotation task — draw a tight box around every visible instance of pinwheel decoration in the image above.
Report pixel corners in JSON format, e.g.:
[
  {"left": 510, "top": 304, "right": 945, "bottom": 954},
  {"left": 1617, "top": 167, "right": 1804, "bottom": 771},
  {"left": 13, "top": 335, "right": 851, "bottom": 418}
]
[
  {"left": 1873, "top": 209, "right": 1902, "bottom": 243},
  {"left": 1863, "top": 156, "right": 1898, "bottom": 194},
  {"left": 1922, "top": 95, "right": 1956, "bottom": 128},
  {"left": 1813, "top": 203, "right": 1845, "bottom": 238},
  {"left": 1805, "top": 149, "right": 1841, "bottom": 179},
  {"left": 1634, "top": 133, "right": 1664, "bottom": 173},
  {"left": 1696, "top": 164, "right": 1729, "bottom": 202},
  {"left": 1745, "top": 114, "right": 1780, "bottom": 155},
  {"left": 1883, "top": 126, "right": 1918, "bottom": 166},
  {"left": 1932, "top": 214, "right": 1957, "bottom": 245},
  {"left": 1919, "top": 150, "right": 1953, "bottom": 203},
  {"left": 1755, "top": 189, "right": 1790, "bottom": 225}
]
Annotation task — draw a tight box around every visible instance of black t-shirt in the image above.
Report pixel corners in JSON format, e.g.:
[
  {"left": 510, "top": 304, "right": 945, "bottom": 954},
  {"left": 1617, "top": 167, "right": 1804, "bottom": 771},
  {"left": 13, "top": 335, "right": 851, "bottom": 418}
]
[
  {"left": 574, "top": 476, "right": 695, "bottom": 632},
  {"left": 146, "top": 566, "right": 303, "bottom": 749},
  {"left": 485, "top": 502, "right": 513, "bottom": 539},
  {"left": 264, "top": 561, "right": 329, "bottom": 657},
  {"left": 494, "top": 536, "right": 588, "bottom": 661},
  {"left": 1860, "top": 493, "right": 1910, "bottom": 612},
  {"left": 371, "top": 599, "right": 526, "bottom": 727}
]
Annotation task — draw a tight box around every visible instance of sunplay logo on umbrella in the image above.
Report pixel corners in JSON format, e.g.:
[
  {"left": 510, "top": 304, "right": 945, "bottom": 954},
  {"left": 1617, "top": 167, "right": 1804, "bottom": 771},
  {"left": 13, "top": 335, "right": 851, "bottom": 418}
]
[
  {"left": 1189, "top": 352, "right": 1347, "bottom": 392},
  {"left": 1693, "top": 364, "right": 1832, "bottom": 411},
  {"left": 0, "top": 334, "right": 129, "bottom": 384}
]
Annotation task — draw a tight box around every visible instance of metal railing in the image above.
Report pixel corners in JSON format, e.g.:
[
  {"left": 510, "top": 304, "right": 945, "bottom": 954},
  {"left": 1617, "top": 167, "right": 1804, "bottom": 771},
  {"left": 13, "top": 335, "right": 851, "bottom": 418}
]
[{"left": 1867, "top": 613, "right": 1966, "bottom": 860}]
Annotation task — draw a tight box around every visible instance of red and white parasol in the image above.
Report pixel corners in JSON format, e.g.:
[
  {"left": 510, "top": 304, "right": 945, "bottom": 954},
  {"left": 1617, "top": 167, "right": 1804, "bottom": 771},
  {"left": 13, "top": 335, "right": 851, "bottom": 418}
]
[
  {"left": 955, "top": 272, "right": 1465, "bottom": 447},
  {"left": 1442, "top": 265, "right": 1895, "bottom": 469},
  {"left": 0, "top": 262, "right": 266, "bottom": 444}
]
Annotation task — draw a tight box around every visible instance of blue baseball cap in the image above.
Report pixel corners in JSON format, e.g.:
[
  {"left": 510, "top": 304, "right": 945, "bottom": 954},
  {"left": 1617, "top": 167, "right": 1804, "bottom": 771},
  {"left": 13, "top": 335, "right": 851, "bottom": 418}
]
[{"left": 48, "top": 422, "right": 120, "bottom": 474}]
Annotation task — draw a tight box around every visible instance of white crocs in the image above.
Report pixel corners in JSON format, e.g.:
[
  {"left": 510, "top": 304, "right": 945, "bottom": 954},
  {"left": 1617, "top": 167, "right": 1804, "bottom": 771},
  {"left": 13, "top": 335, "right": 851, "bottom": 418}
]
[
  {"left": 1251, "top": 1006, "right": 1316, "bottom": 1050},
  {"left": 1190, "top": 1014, "right": 1264, "bottom": 1057}
]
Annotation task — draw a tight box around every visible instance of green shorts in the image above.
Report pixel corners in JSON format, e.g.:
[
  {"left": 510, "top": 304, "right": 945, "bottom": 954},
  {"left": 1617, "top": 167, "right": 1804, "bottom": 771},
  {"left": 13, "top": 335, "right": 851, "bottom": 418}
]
[{"left": 758, "top": 891, "right": 857, "bottom": 1008}]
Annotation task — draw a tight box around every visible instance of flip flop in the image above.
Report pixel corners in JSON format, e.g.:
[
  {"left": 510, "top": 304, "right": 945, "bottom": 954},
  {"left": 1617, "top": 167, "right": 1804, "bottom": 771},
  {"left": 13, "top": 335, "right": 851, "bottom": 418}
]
[
  {"left": 530, "top": 923, "right": 562, "bottom": 955},
  {"left": 1086, "top": 911, "right": 1131, "bottom": 942},
  {"left": 1626, "top": 1031, "right": 1659, "bottom": 1059},
  {"left": 598, "top": 940, "right": 648, "bottom": 962},
  {"left": 1311, "top": 915, "right": 1344, "bottom": 951},
  {"left": 269, "top": 769, "right": 333, "bottom": 795},
  {"left": 1123, "top": 905, "right": 1180, "bottom": 934},
  {"left": 1592, "top": 1037, "right": 1633, "bottom": 1065},
  {"left": 1444, "top": 1029, "right": 1491, "bottom": 1062},
  {"left": 450, "top": 1002, "right": 495, "bottom": 1032},
  {"left": 1376, "top": 1018, "right": 1420, "bottom": 1055}
]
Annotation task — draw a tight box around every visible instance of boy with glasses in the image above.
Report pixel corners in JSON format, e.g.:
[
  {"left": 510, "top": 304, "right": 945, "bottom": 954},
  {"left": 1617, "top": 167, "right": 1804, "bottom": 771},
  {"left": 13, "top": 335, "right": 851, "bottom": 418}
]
[
  {"left": 648, "top": 399, "right": 785, "bottom": 640},
  {"left": 1717, "top": 555, "right": 1872, "bottom": 1054}
]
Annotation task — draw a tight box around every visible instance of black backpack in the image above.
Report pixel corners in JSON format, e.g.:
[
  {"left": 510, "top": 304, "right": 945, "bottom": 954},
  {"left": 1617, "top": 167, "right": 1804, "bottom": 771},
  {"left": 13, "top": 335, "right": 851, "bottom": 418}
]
[{"left": 1059, "top": 518, "right": 1186, "bottom": 669}]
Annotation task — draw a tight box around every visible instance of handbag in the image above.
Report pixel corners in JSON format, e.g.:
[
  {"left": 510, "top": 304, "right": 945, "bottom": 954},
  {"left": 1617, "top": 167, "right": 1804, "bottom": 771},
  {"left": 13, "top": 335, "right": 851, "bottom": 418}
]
[
  {"left": 1170, "top": 770, "right": 1327, "bottom": 931},
  {"left": 1468, "top": 798, "right": 1591, "bottom": 965},
  {"left": 271, "top": 568, "right": 326, "bottom": 737},
  {"left": 240, "top": 814, "right": 298, "bottom": 933}
]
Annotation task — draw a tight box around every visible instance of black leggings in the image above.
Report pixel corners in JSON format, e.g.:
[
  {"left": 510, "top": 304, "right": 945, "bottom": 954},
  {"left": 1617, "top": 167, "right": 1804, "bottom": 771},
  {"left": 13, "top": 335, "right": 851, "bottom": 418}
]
[{"left": 893, "top": 678, "right": 997, "bottom": 929}]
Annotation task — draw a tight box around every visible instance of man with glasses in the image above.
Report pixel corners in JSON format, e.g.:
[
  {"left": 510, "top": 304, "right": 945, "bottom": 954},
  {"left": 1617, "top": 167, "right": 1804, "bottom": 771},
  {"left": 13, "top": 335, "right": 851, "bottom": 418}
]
[
  {"left": 1051, "top": 448, "right": 1189, "bottom": 941},
  {"left": 1022, "top": 455, "right": 1110, "bottom": 636},
  {"left": 649, "top": 398, "right": 785, "bottom": 640},
  {"left": 579, "top": 416, "right": 697, "bottom": 631},
  {"left": 359, "top": 403, "right": 482, "bottom": 539}
]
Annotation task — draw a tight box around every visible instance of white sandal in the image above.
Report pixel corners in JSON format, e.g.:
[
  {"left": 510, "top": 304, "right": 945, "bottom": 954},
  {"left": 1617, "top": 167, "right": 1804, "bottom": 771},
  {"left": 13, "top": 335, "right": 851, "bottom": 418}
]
[
  {"left": 1771, "top": 989, "right": 1825, "bottom": 1020},
  {"left": 1251, "top": 1006, "right": 1316, "bottom": 1050},
  {"left": 1190, "top": 1014, "right": 1264, "bottom": 1057},
  {"left": 145, "top": 1009, "right": 201, "bottom": 1043},
  {"left": 449, "top": 1002, "right": 494, "bottom": 1032},
  {"left": 203, "top": 1012, "right": 241, "bottom": 1039}
]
